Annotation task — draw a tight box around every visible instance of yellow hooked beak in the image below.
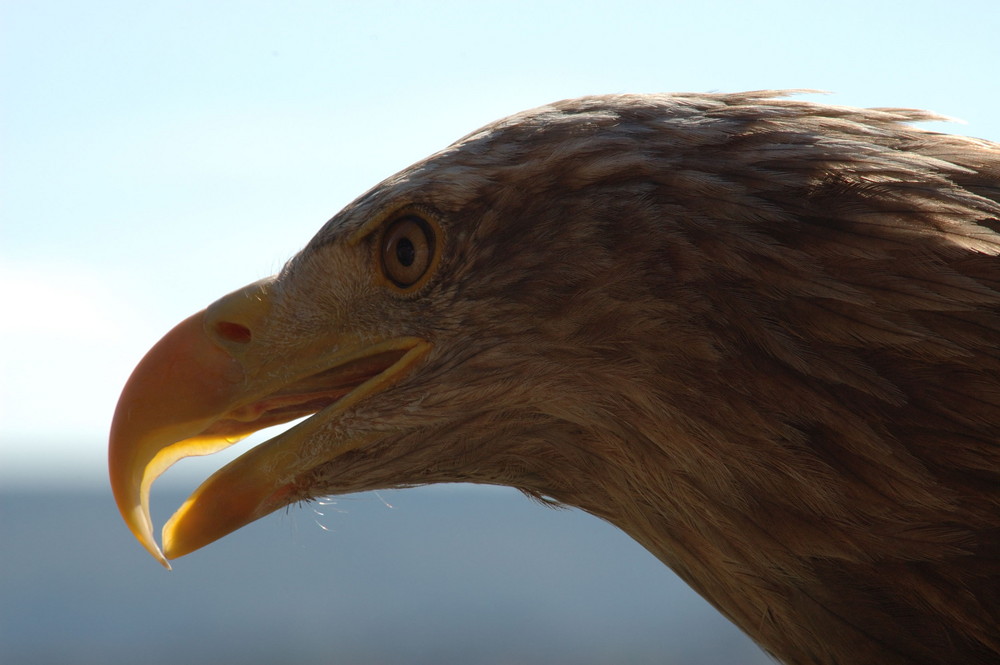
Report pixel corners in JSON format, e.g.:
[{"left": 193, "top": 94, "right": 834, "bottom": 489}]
[{"left": 109, "top": 278, "right": 430, "bottom": 568}]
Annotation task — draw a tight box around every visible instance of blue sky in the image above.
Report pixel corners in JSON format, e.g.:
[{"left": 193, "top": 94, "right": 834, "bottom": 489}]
[{"left": 3, "top": 0, "right": 999, "bottom": 486}]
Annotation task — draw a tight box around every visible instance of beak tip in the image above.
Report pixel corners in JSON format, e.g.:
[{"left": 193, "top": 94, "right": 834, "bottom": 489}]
[{"left": 133, "top": 513, "right": 173, "bottom": 569}]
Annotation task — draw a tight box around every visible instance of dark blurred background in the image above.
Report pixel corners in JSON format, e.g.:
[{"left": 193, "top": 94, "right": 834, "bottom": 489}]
[{"left": 2, "top": 484, "right": 771, "bottom": 664}]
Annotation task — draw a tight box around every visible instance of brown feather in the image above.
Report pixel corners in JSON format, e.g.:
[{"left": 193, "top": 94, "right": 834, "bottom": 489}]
[{"left": 282, "top": 92, "right": 1000, "bottom": 664}]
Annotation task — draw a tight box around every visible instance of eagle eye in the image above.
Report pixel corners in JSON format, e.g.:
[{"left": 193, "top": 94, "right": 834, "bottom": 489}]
[{"left": 380, "top": 215, "right": 436, "bottom": 290}]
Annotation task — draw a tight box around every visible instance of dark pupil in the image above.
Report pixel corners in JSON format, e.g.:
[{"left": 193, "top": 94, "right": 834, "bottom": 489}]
[{"left": 396, "top": 237, "right": 416, "bottom": 267}]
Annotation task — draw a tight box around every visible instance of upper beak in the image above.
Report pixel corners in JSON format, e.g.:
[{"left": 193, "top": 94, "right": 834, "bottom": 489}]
[{"left": 109, "top": 278, "right": 430, "bottom": 568}]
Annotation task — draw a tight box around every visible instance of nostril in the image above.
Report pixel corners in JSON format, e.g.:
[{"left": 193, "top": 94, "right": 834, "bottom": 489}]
[{"left": 214, "top": 321, "right": 253, "bottom": 344}]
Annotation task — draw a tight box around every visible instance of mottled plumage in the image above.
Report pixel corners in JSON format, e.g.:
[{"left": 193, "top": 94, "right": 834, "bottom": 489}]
[{"left": 112, "top": 92, "right": 1000, "bottom": 665}]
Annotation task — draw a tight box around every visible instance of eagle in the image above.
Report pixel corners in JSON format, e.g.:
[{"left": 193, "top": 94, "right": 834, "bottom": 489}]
[{"left": 110, "top": 91, "right": 1000, "bottom": 665}]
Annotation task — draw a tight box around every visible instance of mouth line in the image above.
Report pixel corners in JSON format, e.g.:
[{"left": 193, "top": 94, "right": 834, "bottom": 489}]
[{"left": 201, "top": 348, "right": 413, "bottom": 439}]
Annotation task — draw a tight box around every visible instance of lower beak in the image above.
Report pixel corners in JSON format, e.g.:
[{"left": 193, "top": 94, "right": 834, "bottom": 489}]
[{"left": 109, "top": 279, "right": 430, "bottom": 568}]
